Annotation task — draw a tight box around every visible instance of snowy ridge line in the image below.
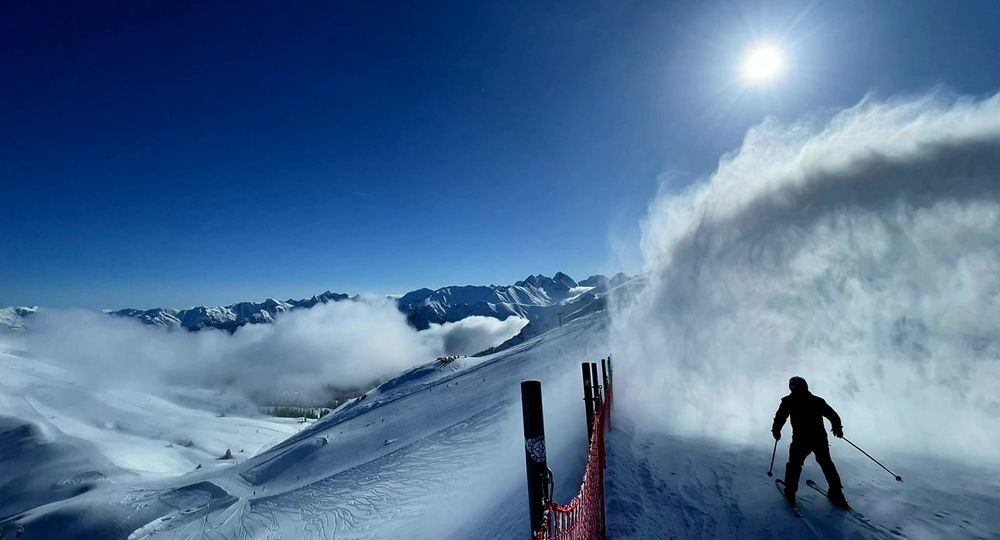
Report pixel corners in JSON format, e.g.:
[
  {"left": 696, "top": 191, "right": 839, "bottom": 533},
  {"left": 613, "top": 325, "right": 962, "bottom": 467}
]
[{"left": 536, "top": 358, "right": 614, "bottom": 540}]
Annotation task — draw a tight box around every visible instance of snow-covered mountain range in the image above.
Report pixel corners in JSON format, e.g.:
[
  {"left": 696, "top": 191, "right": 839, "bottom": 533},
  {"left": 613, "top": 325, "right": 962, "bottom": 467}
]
[
  {"left": 0, "top": 273, "right": 631, "bottom": 341},
  {"left": 397, "top": 271, "right": 629, "bottom": 330},
  {"left": 109, "top": 291, "right": 351, "bottom": 332}
]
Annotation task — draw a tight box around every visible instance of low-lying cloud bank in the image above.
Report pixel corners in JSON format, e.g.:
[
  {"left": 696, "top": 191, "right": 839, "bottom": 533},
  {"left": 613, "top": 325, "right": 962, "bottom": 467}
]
[
  {"left": 19, "top": 298, "right": 526, "bottom": 404},
  {"left": 423, "top": 316, "right": 528, "bottom": 356},
  {"left": 612, "top": 91, "right": 1000, "bottom": 463}
]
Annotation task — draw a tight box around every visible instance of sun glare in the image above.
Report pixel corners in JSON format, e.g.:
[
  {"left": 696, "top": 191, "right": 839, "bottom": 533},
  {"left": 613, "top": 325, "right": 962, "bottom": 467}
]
[{"left": 743, "top": 44, "right": 784, "bottom": 85}]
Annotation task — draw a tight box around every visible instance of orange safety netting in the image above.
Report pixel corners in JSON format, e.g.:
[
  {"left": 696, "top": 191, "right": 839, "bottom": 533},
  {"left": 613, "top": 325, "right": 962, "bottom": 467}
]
[{"left": 534, "top": 381, "right": 612, "bottom": 540}]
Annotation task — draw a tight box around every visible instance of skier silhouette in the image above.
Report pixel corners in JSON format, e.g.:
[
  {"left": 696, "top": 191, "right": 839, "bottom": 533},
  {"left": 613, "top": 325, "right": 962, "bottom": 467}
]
[{"left": 772, "top": 376, "right": 850, "bottom": 508}]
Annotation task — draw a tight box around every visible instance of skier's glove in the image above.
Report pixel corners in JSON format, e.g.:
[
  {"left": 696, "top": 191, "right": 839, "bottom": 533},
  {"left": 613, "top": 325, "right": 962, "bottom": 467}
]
[
  {"left": 832, "top": 426, "right": 844, "bottom": 438},
  {"left": 772, "top": 430, "right": 781, "bottom": 441}
]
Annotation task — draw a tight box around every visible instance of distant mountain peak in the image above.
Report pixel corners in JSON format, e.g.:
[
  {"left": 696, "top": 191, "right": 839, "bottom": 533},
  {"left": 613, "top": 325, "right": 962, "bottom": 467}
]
[
  {"left": 514, "top": 272, "right": 576, "bottom": 292},
  {"left": 551, "top": 271, "right": 578, "bottom": 289},
  {"left": 0, "top": 306, "right": 37, "bottom": 331}
]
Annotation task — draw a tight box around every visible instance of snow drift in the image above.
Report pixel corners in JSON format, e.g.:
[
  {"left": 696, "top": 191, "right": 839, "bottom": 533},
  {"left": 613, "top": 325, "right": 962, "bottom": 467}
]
[{"left": 613, "top": 91, "right": 1000, "bottom": 463}]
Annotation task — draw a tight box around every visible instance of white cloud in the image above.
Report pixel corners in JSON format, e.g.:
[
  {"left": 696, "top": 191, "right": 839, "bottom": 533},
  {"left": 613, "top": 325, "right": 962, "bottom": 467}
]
[
  {"left": 20, "top": 299, "right": 527, "bottom": 404},
  {"left": 421, "top": 315, "right": 528, "bottom": 356}
]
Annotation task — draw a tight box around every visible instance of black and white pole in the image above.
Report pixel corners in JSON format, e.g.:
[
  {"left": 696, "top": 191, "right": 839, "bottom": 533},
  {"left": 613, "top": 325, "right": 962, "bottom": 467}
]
[
  {"left": 521, "top": 380, "right": 550, "bottom": 537},
  {"left": 582, "top": 363, "right": 596, "bottom": 441}
]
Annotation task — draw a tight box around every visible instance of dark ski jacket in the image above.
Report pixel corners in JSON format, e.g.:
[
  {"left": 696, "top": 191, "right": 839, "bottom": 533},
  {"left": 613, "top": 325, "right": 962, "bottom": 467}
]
[{"left": 772, "top": 390, "right": 842, "bottom": 442}]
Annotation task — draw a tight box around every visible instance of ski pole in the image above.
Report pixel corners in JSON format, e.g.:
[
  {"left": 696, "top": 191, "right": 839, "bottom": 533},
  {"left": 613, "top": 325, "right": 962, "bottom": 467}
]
[
  {"left": 767, "top": 438, "right": 778, "bottom": 477},
  {"left": 842, "top": 437, "right": 903, "bottom": 482}
]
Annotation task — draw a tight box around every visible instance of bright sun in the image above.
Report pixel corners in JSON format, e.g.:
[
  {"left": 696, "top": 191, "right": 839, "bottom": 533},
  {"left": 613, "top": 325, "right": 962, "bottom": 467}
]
[{"left": 743, "top": 44, "right": 784, "bottom": 84}]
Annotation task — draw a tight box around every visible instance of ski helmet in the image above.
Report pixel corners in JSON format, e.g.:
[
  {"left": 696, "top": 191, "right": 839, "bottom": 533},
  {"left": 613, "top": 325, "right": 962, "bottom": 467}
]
[{"left": 788, "top": 376, "right": 808, "bottom": 392}]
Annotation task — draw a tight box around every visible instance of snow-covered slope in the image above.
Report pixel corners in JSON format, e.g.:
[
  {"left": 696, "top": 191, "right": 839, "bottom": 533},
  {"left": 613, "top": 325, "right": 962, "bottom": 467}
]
[
  {"left": 0, "top": 336, "right": 306, "bottom": 531},
  {"left": 605, "top": 416, "right": 1000, "bottom": 539},
  {"left": 0, "top": 311, "right": 610, "bottom": 539},
  {"left": 3, "top": 307, "right": 999, "bottom": 539}
]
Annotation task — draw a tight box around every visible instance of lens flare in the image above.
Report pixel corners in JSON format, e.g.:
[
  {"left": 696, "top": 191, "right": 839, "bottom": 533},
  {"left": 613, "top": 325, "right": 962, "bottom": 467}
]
[{"left": 743, "top": 44, "right": 784, "bottom": 84}]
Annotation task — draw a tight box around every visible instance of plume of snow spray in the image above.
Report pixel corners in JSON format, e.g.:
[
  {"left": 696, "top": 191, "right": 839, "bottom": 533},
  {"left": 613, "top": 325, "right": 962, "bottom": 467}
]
[{"left": 612, "top": 92, "right": 1000, "bottom": 463}]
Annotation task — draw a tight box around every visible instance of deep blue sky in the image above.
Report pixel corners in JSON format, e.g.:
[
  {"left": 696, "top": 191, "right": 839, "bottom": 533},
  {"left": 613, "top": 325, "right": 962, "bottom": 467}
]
[{"left": 3, "top": 1, "right": 1000, "bottom": 309}]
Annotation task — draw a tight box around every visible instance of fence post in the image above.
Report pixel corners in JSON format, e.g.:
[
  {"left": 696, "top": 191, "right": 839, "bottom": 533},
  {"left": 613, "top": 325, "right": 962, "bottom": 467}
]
[
  {"left": 601, "top": 358, "right": 609, "bottom": 392},
  {"left": 607, "top": 355, "right": 614, "bottom": 410},
  {"left": 581, "top": 363, "right": 595, "bottom": 441},
  {"left": 601, "top": 358, "right": 611, "bottom": 435},
  {"left": 593, "top": 362, "right": 608, "bottom": 538},
  {"left": 590, "top": 362, "right": 602, "bottom": 405},
  {"left": 521, "top": 380, "right": 549, "bottom": 538}
]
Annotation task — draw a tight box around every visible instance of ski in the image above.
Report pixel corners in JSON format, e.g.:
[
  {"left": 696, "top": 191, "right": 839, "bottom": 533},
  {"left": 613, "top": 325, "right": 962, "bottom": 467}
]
[
  {"left": 804, "top": 479, "right": 892, "bottom": 537},
  {"left": 775, "top": 479, "right": 804, "bottom": 518},
  {"left": 804, "top": 479, "right": 850, "bottom": 509}
]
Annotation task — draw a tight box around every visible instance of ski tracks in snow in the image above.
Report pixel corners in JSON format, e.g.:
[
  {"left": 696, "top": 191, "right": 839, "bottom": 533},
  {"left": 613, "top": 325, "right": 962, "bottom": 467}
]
[
  {"left": 605, "top": 425, "right": 749, "bottom": 539},
  {"left": 604, "top": 419, "right": 904, "bottom": 540},
  {"left": 221, "top": 405, "right": 508, "bottom": 540}
]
